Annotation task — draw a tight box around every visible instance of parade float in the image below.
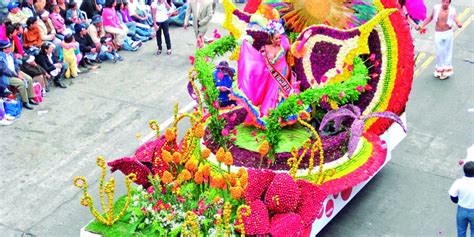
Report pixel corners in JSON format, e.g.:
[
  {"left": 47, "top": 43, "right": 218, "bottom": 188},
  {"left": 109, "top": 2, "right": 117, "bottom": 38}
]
[{"left": 76, "top": 0, "right": 414, "bottom": 235}]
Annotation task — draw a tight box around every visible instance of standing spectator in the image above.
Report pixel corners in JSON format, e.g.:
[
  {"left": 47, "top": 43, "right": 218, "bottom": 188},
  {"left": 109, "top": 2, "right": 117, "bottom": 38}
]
[
  {"left": 151, "top": 0, "right": 172, "bottom": 55},
  {"left": 87, "top": 15, "right": 105, "bottom": 52},
  {"left": 419, "top": 0, "right": 463, "bottom": 79},
  {"left": 20, "top": 55, "right": 51, "bottom": 91},
  {"left": 74, "top": 23, "right": 98, "bottom": 66},
  {"left": 66, "top": 1, "right": 87, "bottom": 30},
  {"left": 184, "top": 0, "right": 214, "bottom": 46},
  {"left": 49, "top": 4, "right": 66, "bottom": 38},
  {"left": 35, "top": 42, "right": 67, "bottom": 88},
  {"left": 23, "top": 17, "right": 43, "bottom": 55},
  {"left": 61, "top": 34, "right": 78, "bottom": 78},
  {"left": 449, "top": 161, "right": 474, "bottom": 237},
  {"left": 7, "top": 2, "right": 29, "bottom": 25},
  {"left": 102, "top": 0, "right": 128, "bottom": 48},
  {"left": 80, "top": 0, "right": 102, "bottom": 19},
  {"left": 38, "top": 10, "right": 61, "bottom": 45},
  {"left": 0, "top": 40, "right": 38, "bottom": 110}
]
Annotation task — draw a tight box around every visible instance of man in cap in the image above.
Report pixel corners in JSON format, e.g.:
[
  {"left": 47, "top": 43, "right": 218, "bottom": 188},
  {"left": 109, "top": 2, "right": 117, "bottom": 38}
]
[
  {"left": 87, "top": 15, "right": 106, "bottom": 53},
  {"left": 74, "top": 23, "right": 99, "bottom": 67},
  {"left": 20, "top": 55, "right": 51, "bottom": 91},
  {"left": 7, "top": 1, "right": 29, "bottom": 25},
  {"left": 0, "top": 40, "right": 37, "bottom": 110}
]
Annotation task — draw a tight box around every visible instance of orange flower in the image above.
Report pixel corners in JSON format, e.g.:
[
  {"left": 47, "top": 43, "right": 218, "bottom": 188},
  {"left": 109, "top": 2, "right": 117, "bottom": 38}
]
[
  {"left": 213, "top": 196, "right": 222, "bottom": 204},
  {"left": 162, "top": 150, "right": 172, "bottom": 163},
  {"left": 237, "top": 168, "right": 247, "bottom": 178},
  {"left": 258, "top": 140, "right": 270, "bottom": 157},
  {"left": 224, "top": 173, "right": 237, "bottom": 187},
  {"left": 172, "top": 152, "right": 182, "bottom": 164},
  {"left": 201, "top": 164, "right": 211, "bottom": 177},
  {"left": 180, "top": 169, "right": 192, "bottom": 181},
  {"left": 224, "top": 151, "right": 233, "bottom": 166},
  {"left": 216, "top": 147, "right": 225, "bottom": 162},
  {"left": 194, "top": 123, "right": 205, "bottom": 138},
  {"left": 211, "top": 173, "right": 225, "bottom": 189},
  {"left": 161, "top": 171, "right": 173, "bottom": 184},
  {"left": 230, "top": 186, "right": 244, "bottom": 200},
  {"left": 201, "top": 148, "right": 211, "bottom": 160},
  {"left": 185, "top": 158, "right": 198, "bottom": 172},
  {"left": 165, "top": 128, "right": 176, "bottom": 142},
  {"left": 194, "top": 170, "right": 204, "bottom": 184},
  {"left": 240, "top": 172, "right": 248, "bottom": 189}
]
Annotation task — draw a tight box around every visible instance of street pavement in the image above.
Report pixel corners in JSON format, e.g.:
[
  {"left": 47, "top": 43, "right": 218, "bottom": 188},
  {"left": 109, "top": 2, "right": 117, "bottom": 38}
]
[{"left": 0, "top": 1, "right": 473, "bottom": 236}]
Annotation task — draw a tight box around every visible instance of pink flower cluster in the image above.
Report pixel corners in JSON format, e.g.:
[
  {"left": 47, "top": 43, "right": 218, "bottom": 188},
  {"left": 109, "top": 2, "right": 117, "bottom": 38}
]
[{"left": 241, "top": 169, "right": 328, "bottom": 236}]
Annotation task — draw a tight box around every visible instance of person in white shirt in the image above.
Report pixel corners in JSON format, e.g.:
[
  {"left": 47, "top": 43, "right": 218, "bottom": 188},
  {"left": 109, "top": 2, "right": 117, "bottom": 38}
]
[
  {"left": 449, "top": 161, "right": 474, "bottom": 237},
  {"left": 151, "top": 0, "right": 172, "bottom": 55}
]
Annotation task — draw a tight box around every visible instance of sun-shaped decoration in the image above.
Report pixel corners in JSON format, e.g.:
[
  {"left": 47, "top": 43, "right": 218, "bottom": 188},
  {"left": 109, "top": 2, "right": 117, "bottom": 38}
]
[{"left": 282, "top": 0, "right": 354, "bottom": 32}]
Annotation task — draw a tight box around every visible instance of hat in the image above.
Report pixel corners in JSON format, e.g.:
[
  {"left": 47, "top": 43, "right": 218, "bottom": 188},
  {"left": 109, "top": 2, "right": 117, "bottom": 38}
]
[
  {"left": 7, "top": 1, "right": 19, "bottom": 11},
  {"left": 216, "top": 61, "right": 234, "bottom": 78},
  {"left": 74, "top": 23, "right": 86, "bottom": 33},
  {"left": 0, "top": 40, "right": 12, "bottom": 49},
  {"left": 40, "top": 10, "right": 50, "bottom": 18},
  {"left": 91, "top": 15, "right": 102, "bottom": 24}
]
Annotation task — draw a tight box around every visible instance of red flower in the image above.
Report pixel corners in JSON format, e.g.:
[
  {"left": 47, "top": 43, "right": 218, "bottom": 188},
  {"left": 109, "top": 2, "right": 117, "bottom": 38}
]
[
  {"left": 251, "top": 131, "right": 257, "bottom": 137},
  {"left": 321, "top": 94, "right": 328, "bottom": 102},
  {"left": 221, "top": 128, "right": 229, "bottom": 136},
  {"left": 231, "top": 129, "right": 237, "bottom": 136},
  {"left": 373, "top": 60, "right": 380, "bottom": 68},
  {"left": 297, "top": 100, "right": 303, "bottom": 106},
  {"left": 147, "top": 186, "right": 155, "bottom": 194},
  {"left": 356, "top": 86, "right": 364, "bottom": 92},
  {"left": 365, "top": 84, "right": 372, "bottom": 91},
  {"left": 244, "top": 169, "right": 275, "bottom": 203},
  {"left": 264, "top": 173, "right": 301, "bottom": 213},
  {"left": 201, "top": 86, "right": 207, "bottom": 92},
  {"left": 371, "top": 73, "right": 379, "bottom": 79},
  {"left": 338, "top": 92, "right": 345, "bottom": 98},
  {"left": 212, "top": 100, "right": 219, "bottom": 108},
  {"left": 320, "top": 75, "right": 328, "bottom": 83},
  {"left": 188, "top": 56, "right": 195, "bottom": 65},
  {"left": 240, "top": 200, "right": 270, "bottom": 235},
  {"left": 270, "top": 213, "right": 305, "bottom": 237},
  {"left": 369, "top": 53, "right": 376, "bottom": 61},
  {"left": 347, "top": 64, "right": 354, "bottom": 71}
]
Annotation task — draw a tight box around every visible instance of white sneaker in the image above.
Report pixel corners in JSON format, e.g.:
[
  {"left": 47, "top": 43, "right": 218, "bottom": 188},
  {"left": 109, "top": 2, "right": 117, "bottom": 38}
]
[
  {"left": 4, "top": 114, "right": 15, "bottom": 121},
  {"left": 77, "top": 68, "right": 82, "bottom": 73},
  {"left": 0, "top": 119, "right": 13, "bottom": 126}
]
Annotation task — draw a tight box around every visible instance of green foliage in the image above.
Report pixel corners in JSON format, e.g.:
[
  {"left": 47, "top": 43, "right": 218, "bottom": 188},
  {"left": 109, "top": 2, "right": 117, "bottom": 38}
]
[
  {"left": 265, "top": 57, "right": 370, "bottom": 154},
  {"left": 195, "top": 36, "right": 237, "bottom": 148}
]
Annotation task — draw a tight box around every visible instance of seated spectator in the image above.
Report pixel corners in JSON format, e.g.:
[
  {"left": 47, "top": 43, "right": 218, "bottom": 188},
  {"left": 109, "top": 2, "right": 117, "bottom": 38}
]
[
  {"left": 74, "top": 23, "right": 99, "bottom": 66},
  {"left": 23, "top": 17, "right": 43, "bottom": 55},
  {"left": 0, "top": 40, "right": 38, "bottom": 110},
  {"left": 7, "top": 1, "right": 29, "bottom": 25},
  {"left": 57, "top": 0, "right": 67, "bottom": 20},
  {"left": 120, "top": 2, "right": 152, "bottom": 40},
  {"left": 115, "top": 1, "right": 148, "bottom": 42},
  {"left": 80, "top": 0, "right": 102, "bottom": 20},
  {"left": 127, "top": 0, "right": 153, "bottom": 26},
  {"left": 167, "top": 0, "right": 187, "bottom": 27},
  {"left": 35, "top": 42, "right": 67, "bottom": 88},
  {"left": 99, "top": 36, "right": 122, "bottom": 62},
  {"left": 38, "top": 10, "right": 61, "bottom": 45},
  {"left": 213, "top": 61, "right": 236, "bottom": 107},
  {"left": 102, "top": 0, "right": 128, "bottom": 48},
  {"left": 33, "top": 0, "right": 46, "bottom": 13},
  {"left": 5, "top": 23, "right": 26, "bottom": 62},
  {"left": 61, "top": 34, "right": 79, "bottom": 78},
  {"left": 22, "top": 0, "right": 37, "bottom": 18},
  {"left": 20, "top": 55, "right": 51, "bottom": 91},
  {"left": 66, "top": 2, "right": 88, "bottom": 31},
  {"left": 49, "top": 4, "right": 66, "bottom": 38},
  {"left": 0, "top": 0, "right": 9, "bottom": 21},
  {"left": 87, "top": 15, "right": 105, "bottom": 52}
]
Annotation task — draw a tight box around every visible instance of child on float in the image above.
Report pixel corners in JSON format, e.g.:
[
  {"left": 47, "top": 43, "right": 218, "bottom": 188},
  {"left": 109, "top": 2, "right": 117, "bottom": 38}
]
[{"left": 418, "top": 0, "right": 463, "bottom": 79}]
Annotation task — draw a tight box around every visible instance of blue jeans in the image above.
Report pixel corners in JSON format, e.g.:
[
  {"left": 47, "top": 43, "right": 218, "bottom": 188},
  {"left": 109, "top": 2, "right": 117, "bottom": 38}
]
[{"left": 457, "top": 206, "right": 474, "bottom": 237}]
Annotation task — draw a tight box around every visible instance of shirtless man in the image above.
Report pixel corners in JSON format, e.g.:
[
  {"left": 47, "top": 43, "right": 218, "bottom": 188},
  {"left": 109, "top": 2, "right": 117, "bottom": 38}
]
[{"left": 419, "top": 0, "right": 462, "bottom": 79}]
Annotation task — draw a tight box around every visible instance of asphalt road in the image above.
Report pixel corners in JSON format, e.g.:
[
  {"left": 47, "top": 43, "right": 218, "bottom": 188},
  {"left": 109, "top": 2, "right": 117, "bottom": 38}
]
[{"left": 0, "top": 1, "right": 473, "bottom": 236}]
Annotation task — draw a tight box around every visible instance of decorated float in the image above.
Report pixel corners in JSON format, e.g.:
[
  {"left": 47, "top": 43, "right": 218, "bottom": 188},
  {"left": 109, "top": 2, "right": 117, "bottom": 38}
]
[{"left": 76, "top": 0, "right": 414, "bottom": 235}]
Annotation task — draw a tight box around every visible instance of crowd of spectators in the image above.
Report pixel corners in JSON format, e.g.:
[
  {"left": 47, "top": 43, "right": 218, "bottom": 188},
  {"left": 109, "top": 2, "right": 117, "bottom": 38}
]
[{"left": 0, "top": 0, "right": 194, "bottom": 126}]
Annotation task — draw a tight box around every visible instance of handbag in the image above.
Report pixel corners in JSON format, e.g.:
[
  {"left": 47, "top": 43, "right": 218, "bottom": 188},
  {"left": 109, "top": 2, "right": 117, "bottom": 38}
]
[
  {"left": 32, "top": 82, "right": 43, "bottom": 103},
  {"left": 3, "top": 97, "right": 22, "bottom": 118}
]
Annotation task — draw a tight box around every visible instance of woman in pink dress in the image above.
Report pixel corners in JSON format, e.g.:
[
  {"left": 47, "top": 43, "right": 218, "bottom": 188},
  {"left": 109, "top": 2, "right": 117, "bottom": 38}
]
[{"left": 234, "top": 21, "right": 309, "bottom": 128}]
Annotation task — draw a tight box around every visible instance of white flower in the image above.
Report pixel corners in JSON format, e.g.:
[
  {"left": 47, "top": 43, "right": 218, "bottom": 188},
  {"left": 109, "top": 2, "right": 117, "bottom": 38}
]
[{"left": 144, "top": 218, "right": 150, "bottom": 225}]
